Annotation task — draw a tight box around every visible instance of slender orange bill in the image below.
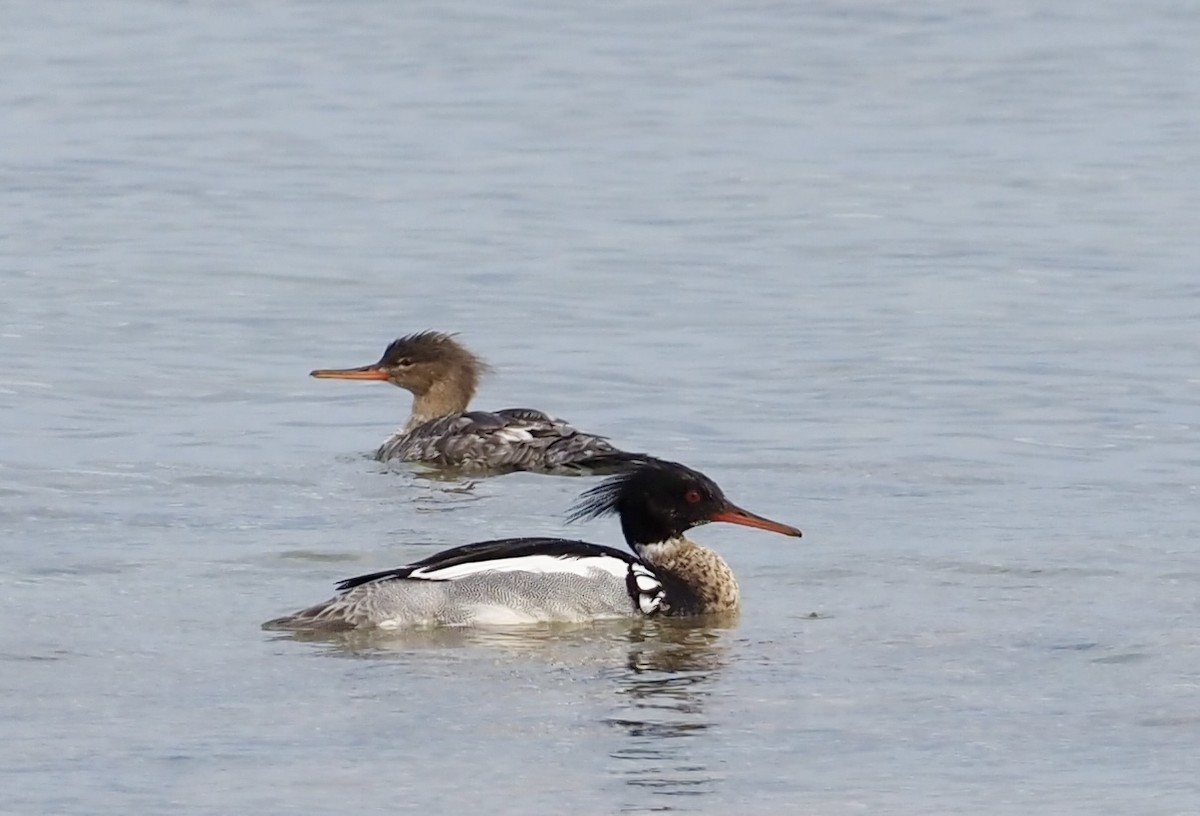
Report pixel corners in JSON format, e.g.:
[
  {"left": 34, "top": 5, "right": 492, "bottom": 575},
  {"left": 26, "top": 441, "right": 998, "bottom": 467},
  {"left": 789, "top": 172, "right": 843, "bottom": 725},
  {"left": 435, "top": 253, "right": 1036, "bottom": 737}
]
[
  {"left": 310, "top": 365, "right": 390, "bottom": 381},
  {"left": 710, "top": 504, "right": 802, "bottom": 537}
]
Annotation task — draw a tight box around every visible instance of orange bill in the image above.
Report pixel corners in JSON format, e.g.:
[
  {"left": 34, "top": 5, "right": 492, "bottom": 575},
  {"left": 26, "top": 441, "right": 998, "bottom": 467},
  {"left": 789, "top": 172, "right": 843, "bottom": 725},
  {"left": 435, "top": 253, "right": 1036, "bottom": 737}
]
[
  {"left": 310, "top": 365, "right": 390, "bottom": 380},
  {"left": 710, "top": 504, "right": 802, "bottom": 537}
]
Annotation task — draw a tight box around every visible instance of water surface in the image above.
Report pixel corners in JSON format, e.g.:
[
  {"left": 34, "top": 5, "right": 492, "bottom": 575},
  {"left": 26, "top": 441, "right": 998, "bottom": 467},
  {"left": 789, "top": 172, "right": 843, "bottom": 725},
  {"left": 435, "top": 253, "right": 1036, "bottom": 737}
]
[{"left": 2, "top": 1, "right": 1198, "bottom": 813}]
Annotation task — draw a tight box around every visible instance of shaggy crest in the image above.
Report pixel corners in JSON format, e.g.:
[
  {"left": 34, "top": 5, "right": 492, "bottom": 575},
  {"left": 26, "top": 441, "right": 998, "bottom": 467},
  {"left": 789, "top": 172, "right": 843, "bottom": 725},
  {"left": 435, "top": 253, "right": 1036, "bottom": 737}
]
[
  {"left": 378, "top": 331, "right": 493, "bottom": 376},
  {"left": 566, "top": 457, "right": 733, "bottom": 547}
]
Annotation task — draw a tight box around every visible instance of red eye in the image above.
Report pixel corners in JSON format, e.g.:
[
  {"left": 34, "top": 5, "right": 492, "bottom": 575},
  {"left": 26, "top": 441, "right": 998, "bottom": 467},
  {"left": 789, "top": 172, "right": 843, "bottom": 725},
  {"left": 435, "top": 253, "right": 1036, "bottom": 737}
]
[{"left": 684, "top": 489, "right": 701, "bottom": 504}]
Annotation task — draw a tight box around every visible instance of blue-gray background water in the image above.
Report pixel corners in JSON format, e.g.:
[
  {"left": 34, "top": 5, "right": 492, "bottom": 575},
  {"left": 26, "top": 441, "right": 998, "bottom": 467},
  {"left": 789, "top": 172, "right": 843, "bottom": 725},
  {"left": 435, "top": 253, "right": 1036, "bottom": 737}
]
[{"left": 2, "top": 2, "right": 1198, "bottom": 813}]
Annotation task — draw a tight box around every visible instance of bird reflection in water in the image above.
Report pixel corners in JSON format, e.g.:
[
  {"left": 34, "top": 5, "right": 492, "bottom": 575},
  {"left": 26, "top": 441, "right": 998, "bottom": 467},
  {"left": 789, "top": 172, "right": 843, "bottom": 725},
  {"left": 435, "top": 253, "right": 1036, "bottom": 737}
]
[
  {"left": 405, "top": 468, "right": 486, "bottom": 514},
  {"left": 270, "top": 615, "right": 735, "bottom": 812},
  {"left": 604, "top": 615, "right": 735, "bottom": 812}
]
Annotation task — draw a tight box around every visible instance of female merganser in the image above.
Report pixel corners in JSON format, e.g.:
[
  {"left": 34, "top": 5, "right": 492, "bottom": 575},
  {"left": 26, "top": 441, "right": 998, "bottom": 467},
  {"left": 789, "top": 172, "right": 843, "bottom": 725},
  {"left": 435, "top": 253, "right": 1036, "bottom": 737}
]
[
  {"left": 311, "top": 331, "right": 641, "bottom": 475},
  {"left": 263, "top": 458, "right": 801, "bottom": 631}
]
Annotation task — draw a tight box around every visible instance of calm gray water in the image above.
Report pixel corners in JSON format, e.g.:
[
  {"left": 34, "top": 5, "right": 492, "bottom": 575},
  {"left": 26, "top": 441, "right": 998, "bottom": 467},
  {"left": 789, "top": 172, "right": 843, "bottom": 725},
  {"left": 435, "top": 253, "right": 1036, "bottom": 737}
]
[{"left": 2, "top": 1, "right": 1198, "bottom": 813}]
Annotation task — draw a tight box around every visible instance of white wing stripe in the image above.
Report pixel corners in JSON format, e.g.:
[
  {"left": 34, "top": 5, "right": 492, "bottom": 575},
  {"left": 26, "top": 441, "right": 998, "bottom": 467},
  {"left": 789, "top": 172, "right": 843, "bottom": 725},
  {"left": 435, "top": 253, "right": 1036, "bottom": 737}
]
[{"left": 410, "top": 553, "right": 631, "bottom": 581}]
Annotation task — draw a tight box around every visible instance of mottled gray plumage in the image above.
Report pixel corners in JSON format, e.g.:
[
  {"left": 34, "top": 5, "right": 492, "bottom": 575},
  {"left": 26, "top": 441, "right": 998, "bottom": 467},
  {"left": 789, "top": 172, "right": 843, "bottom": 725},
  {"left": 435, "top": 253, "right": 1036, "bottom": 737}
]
[
  {"left": 376, "top": 408, "right": 641, "bottom": 474},
  {"left": 310, "top": 331, "right": 642, "bottom": 475},
  {"left": 264, "top": 559, "right": 659, "bottom": 631}
]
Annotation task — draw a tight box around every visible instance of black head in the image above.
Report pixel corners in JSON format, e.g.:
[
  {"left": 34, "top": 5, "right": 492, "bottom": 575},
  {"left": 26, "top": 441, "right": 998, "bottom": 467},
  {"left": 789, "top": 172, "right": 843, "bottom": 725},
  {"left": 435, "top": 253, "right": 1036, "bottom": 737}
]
[
  {"left": 567, "top": 457, "right": 802, "bottom": 549},
  {"left": 309, "top": 331, "right": 491, "bottom": 397}
]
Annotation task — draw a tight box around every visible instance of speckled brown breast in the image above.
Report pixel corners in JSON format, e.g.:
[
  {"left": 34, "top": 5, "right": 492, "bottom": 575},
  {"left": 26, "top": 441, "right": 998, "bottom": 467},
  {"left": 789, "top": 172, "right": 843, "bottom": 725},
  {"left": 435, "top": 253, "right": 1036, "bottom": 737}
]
[{"left": 650, "top": 538, "right": 741, "bottom": 616}]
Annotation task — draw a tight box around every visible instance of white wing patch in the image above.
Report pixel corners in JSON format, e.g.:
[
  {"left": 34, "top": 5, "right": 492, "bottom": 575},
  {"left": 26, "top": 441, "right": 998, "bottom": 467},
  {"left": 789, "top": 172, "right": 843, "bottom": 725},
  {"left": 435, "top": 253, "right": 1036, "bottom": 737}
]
[
  {"left": 410, "top": 553, "right": 631, "bottom": 582},
  {"left": 494, "top": 427, "right": 536, "bottom": 444}
]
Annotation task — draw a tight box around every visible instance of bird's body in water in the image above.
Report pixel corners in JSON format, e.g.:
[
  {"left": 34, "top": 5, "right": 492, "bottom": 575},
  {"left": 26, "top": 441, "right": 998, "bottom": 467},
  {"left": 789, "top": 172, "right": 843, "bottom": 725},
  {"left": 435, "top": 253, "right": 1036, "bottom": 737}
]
[
  {"left": 310, "top": 331, "right": 642, "bottom": 475},
  {"left": 263, "top": 458, "right": 802, "bottom": 632}
]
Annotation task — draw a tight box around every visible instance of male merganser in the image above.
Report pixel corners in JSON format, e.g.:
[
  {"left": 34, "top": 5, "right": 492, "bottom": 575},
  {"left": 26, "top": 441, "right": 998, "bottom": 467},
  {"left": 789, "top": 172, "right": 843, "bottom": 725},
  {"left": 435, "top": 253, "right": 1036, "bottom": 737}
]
[
  {"left": 311, "top": 331, "right": 641, "bottom": 475},
  {"left": 263, "top": 458, "right": 801, "bottom": 631}
]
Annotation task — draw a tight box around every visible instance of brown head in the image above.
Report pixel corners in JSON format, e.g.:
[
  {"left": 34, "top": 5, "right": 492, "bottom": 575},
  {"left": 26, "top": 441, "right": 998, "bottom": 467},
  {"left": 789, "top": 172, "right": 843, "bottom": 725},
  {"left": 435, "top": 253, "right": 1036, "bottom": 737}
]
[{"left": 310, "top": 331, "right": 491, "bottom": 419}]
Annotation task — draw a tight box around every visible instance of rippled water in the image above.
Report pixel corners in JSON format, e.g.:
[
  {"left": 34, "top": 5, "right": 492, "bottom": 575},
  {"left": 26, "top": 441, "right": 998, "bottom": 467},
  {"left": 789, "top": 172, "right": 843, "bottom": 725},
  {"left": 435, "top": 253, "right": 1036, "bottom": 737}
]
[{"left": 3, "top": 1, "right": 1199, "bottom": 813}]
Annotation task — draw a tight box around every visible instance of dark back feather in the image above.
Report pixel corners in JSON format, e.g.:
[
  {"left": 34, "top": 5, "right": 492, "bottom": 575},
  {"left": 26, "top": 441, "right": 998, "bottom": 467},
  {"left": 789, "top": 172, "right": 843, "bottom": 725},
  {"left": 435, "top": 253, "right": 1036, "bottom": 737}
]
[{"left": 335, "top": 537, "right": 637, "bottom": 591}]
